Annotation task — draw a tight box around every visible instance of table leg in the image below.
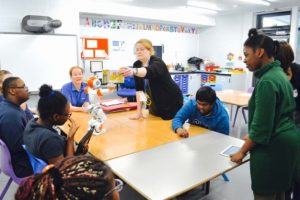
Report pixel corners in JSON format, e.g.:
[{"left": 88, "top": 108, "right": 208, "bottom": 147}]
[
  {"left": 232, "top": 106, "right": 241, "bottom": 127},
  {"left": 205, "top": 181, "right": 210, "bottom": 194}
]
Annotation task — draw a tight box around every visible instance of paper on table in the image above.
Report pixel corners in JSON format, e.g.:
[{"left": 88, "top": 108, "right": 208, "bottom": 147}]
[{"left": 101, "top": 99, "right": 124, "bottom": 106}]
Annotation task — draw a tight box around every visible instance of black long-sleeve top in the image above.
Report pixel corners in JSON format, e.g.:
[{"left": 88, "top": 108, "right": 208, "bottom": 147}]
[
  {"left": 133, "top": 56, "right": 183, "bottom": 120},
  {"left": 291, "top": 63, "right": 300, "bottom": 111}
]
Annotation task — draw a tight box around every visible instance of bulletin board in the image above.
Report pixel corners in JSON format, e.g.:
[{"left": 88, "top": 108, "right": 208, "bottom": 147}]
[
  {"left": 81, "top": 37, "right": 109, "bottom": 59},
  {"left": 0, "top": 33, "right": 78, "bottom": 91}
]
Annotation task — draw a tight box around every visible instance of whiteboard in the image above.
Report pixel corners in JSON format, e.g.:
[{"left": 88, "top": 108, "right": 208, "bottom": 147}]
[{"left": 0, "top": 33, "right": 78, "bottom": 91}]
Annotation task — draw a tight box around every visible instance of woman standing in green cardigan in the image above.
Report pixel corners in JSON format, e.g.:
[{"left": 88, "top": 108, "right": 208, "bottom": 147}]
[{"left": 230, "top": 28, "right": 300, "bottom": 200}]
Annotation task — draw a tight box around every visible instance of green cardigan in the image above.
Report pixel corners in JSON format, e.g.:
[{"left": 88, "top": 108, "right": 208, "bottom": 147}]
[{"left": 248, "top": 60, "right": 300, "bottom": 194}]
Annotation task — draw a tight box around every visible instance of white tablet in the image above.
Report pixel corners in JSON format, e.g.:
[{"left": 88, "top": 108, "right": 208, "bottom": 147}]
[{"left": 220, "top": 145, "right": 241, "bottom": 157}]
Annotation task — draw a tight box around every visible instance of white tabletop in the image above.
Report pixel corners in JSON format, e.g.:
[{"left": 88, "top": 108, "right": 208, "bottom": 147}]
[{"left": 106, "top": 131, "right": 247, "bottom": 200}]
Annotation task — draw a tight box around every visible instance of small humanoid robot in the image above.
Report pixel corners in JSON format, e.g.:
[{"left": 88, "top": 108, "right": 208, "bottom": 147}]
[{"left": 84, "top": 76, "right": 110, "bottom": 135}]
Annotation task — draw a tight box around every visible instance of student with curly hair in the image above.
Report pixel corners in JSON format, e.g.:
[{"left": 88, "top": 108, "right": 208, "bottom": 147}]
[{"left": 15, "top": 155, "right": 122, "bottom": 200}]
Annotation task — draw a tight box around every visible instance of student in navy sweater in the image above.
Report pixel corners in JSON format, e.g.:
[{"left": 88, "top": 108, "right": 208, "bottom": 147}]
[{"left": 172, "top": 86, "right": 229, "bottom": 137}]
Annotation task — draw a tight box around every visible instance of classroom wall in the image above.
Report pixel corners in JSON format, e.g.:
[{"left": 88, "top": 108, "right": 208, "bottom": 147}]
[
  {"left": 0, "top": 0, "right": 79, "bottom": 34},
  {"left": 78, "top": 0, "right": 216, "bottom": 27},
  {"left": 0, "top": 0, "right": 254, "bottom": 89},
  {"left": 198, "top": 13, "right": 255, "bottom": 89},
  {"left": 80, "top": 25, "right": 200, "bottom": 69}
]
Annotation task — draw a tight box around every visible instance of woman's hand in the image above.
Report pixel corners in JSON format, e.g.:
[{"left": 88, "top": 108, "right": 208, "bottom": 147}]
[
  {"left": 230, "top": 151, "right": 246, "bottom": 164},
  {"left": 129, "top": 112, "right": 144, "bottom": 120},
  {"left": 243, "top": 134, "right": 249, "bottom": 141},
  {"left": 82, "top": 102, "right": 90, "bottom": 112},
  {"left": 20, "top": 103, "right": 27, "bottom": 111},
  {"left": 118, "top": 67, "right": 134, "bottom": 77},
  {"left": 67, "top": 117, "right": 80, "bottom": 139}
]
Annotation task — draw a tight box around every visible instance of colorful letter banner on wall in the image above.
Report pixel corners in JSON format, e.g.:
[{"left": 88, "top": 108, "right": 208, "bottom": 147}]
[{"left": 80, "top": 15, "right": 199, "bottom": 34}]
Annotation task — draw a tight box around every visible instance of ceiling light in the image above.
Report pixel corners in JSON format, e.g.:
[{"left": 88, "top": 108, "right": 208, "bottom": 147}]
[
  {"left": 187, "top": 0, "right": 222, "bottom": 11},
  {"left": 238, "top": 0, "right": 270, "bottom": 6}
]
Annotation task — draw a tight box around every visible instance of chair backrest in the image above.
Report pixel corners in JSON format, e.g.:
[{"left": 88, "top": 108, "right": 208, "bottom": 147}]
[
  {"left": 247, "top": 86, "right": 254, "bottom": 93},
  {"left": 0, "top": 139, "right": 24, "bottom": 184},
  {"left": 203, "top": 83, "right": 223, "bottom": 91},
  {"left": 22, "top": 145, "right": 47, "bottom": 174},
  {"left": 120, "top": 76, "right": 135, "bottom": 89}
]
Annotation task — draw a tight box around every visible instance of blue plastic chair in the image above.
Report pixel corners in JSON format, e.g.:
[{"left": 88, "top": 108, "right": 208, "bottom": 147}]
[
  {"left": 117, "top": 76, "right": 136, "bottom": 102},
  {"left": 22, "top": 145, "right": 47, "bottom": 174},
  {"left": 203, "top": 83, "right": 223, "bottom": 91}
]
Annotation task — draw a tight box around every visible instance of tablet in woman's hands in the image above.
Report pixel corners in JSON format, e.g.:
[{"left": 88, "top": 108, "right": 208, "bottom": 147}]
[{"left": 220, "top": 145, "right": 241, "bottom": 157}]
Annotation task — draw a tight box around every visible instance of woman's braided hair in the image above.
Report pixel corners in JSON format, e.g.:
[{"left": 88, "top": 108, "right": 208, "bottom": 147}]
[{"left": 15, "top": 155, "right": 114, "bottom": 200}]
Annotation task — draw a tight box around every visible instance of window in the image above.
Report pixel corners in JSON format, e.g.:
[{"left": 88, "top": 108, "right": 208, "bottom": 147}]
[{"left": 257, "top": 11, "right": 291, "bottom": 38}]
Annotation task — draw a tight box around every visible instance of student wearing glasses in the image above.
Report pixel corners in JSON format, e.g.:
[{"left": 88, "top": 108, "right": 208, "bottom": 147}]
[
  {"left": 15, "top": 155, "right": 122, "bottom": 200},
  {"left": 23, "top": 84, "right": 86, "bottom": 165},
  {"left": 0, "top": 70, "right": 34, "bottom": 121},
  {"left": 61, "top": 66, "right": 90, "bottom": 112},
  {"left": 0, "top": 77, "right": 33, "bottom": 177}
]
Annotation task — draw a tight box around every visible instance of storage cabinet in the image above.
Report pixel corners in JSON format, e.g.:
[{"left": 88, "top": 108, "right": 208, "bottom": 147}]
[{"left": 171, "top": 71, "right": 246, "bottom": 95}]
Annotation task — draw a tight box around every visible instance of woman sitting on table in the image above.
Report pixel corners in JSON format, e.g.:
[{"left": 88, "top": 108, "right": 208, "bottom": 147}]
[
  {"left": 15, "top": 155, "right": 122, "bottom": 200},
  {"left": 118, "top": 39, "right": 183, "bottom": 120},
  {"left": 23, "top": 84, "right": 85, "bottom": 165},
  {"left": 61, "top": 66, "right": 89, "bottom": 112}
]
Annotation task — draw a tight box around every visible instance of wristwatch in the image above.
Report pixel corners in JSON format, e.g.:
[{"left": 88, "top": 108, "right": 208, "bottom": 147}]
[{"left": 134, "top": 68, "right": 138, "bottom": 75}]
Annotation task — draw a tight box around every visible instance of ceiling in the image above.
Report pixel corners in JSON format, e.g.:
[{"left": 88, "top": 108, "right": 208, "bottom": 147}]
[{"left": 108, "top": 0, "right": 300, "bottom": 16}]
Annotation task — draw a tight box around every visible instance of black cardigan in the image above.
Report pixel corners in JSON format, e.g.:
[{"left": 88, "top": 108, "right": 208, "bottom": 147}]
[
  {"left": 291, "top": 63, "right": 300, "bottom": 111},
  {"left": 133, "top": 56, "right": 183, "bottom": 120}
]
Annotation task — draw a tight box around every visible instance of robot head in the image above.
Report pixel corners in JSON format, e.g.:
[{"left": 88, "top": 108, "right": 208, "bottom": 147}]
[
  {"left": 87, "top": 77, "right": 101, "bottom": 89},
  {"left": 84, "top": 77, "right": 103, "bottom": 97}
]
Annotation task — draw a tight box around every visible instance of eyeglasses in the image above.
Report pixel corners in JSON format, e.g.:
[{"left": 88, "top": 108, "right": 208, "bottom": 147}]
[
  {"left": 60, "top": 112, "right": 72, "bottom": 118},
  {"left": 104, "top": 178, "right": 124, "bottom": 197},
  {"left": 10, "top": 85, "right": 28, "bottom": 90}
]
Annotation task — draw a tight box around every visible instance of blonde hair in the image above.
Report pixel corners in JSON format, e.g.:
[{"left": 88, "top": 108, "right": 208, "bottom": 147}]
[
  {"left": 135, "top": 39, "right": 155, "bottom": 56},
  {"left": 0, "top": 70, "right": 12, "bottom": 95},
  {"left": 69, "top": 66, "right": 84, "bottom": 77}
]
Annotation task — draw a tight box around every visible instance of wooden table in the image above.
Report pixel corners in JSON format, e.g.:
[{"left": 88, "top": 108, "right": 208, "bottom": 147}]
[
  {"left": 217, "top": 90, "right": 251, "bottom": 127},
  {"left": 62, "top": 111, "right": 248, "bottom": 199},
  {"left": 62, "top": 111, "right": 208, "bottom": 161}
]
